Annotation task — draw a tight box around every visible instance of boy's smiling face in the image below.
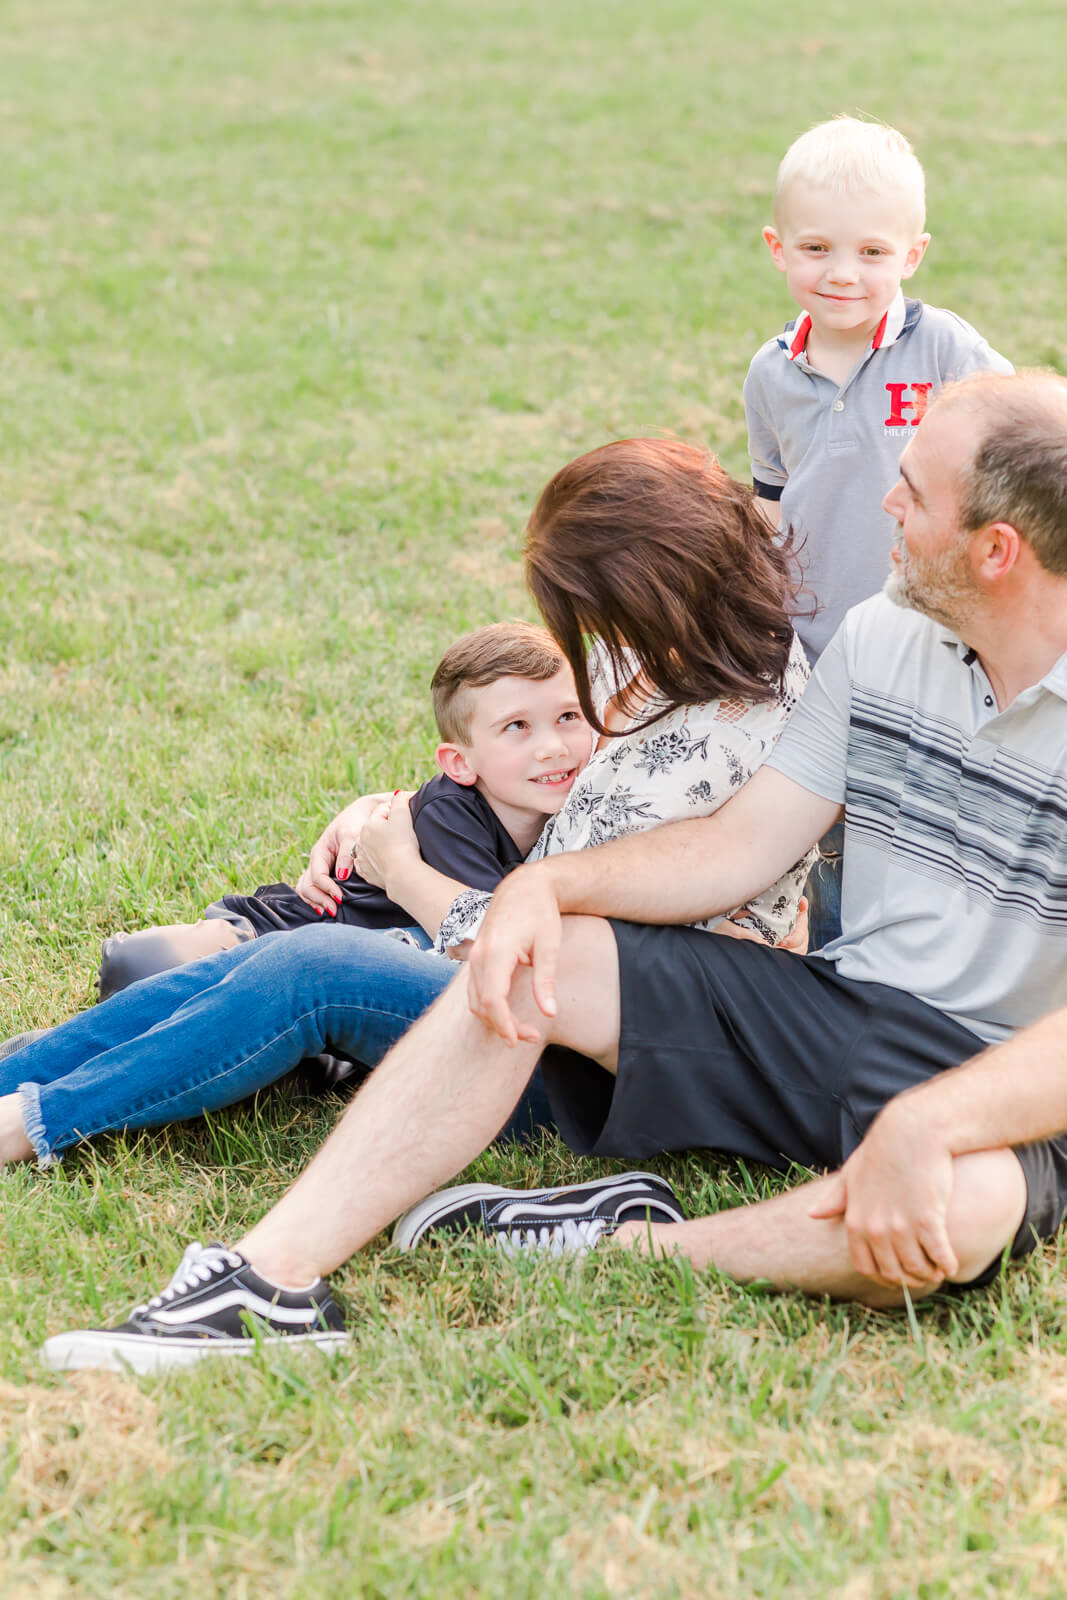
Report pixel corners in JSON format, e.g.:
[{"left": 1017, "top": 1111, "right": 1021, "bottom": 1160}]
[
  {"left": 435, "top": 667, "right": 591, "bottom": 848},
  {"left": 763, "top": 182, "right": 929, "bottom": 348}
]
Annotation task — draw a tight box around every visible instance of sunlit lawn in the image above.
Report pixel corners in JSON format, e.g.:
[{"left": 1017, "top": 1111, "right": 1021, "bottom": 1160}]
[{"left": 2, "top": 2, "right": 1066, "bottom": 1593}]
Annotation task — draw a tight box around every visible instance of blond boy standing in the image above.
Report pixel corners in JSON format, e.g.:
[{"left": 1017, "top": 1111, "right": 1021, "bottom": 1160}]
[
  {"left": 744, "top": 116, "right": 1012, "bottom": 665},
  {"left": 744, "top": 117, "right": 1012, "bottom": 947}
]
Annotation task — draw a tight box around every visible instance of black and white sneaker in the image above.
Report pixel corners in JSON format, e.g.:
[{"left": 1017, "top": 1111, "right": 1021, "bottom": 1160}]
[
  {"left": 41, "top": 1243, "right": 351, "bottom": 1373},
  {"left": 393, "top": 1170, "right": 685, "bottom": 1255}
]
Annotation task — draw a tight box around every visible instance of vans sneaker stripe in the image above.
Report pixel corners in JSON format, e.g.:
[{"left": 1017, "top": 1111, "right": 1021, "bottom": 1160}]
[{"left": 150, "top": 1291, "right": 323, "bottom": 1328}]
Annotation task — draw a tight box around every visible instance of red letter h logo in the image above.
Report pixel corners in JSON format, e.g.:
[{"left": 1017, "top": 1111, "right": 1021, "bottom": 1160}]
[{"left": 885, "top": 382, "right": 933, "bottom": 427}]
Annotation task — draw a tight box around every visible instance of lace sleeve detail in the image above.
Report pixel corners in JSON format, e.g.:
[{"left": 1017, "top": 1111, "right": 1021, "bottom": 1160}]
[{"left": 433, "top": 888, "right": 492, "bottom": 956}]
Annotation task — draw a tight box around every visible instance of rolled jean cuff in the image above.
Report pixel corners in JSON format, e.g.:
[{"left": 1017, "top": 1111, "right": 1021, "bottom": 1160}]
[{"left": 17, "top": 1082, "right": 59, "bottom": 1169}]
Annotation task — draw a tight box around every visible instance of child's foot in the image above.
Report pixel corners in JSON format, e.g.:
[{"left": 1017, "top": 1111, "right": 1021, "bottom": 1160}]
[
  {"left": 98, "top": 920, "right": 245, "bottom": 1000},
  {"left": 0, "top": 1026, "right": 52, "bottom": 1062},
  {"left": 0, "top": 1093, "right": 34, "bottom": 1165}
]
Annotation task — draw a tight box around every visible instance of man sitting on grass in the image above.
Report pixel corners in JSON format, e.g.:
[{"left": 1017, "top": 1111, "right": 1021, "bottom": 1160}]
[{"left": 43, "top": 371, "right": 1067, "bottom": 1370}]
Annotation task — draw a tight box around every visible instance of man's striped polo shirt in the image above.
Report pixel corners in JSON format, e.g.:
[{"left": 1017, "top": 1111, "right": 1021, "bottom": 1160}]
[{"left": 768, "top": 593, "right": 1067, "bottom": 1043}]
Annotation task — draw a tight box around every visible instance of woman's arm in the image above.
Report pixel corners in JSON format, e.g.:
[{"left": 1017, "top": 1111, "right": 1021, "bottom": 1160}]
[
  {"left": 294, "top": 793, "right": 394, "bottom": 912},
  {"left": 356, "top": 801, "right": 470, "bottom": 941}
]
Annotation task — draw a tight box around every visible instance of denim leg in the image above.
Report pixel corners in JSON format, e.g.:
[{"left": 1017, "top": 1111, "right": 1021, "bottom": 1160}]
[
  {"left": 19, "top": 926, "right": 456, "bottom": 1165},
  {"left": 805, "top": 823, "right": 844, "bottom": 952},
  {"left": 3, "top": 937, "right": 272, "bottom": 1098}
]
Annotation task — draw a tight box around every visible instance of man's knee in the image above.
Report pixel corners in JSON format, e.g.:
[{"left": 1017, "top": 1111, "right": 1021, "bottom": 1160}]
[
  {"left": 548, "top": 916, "right": 622, "bottom": 1064},
  {"left": 461, "top": 915, "right": 620, "bottom": 1062},
  {"left": 945, "top": 1148, "right": 1027, "bottom": 1286}
]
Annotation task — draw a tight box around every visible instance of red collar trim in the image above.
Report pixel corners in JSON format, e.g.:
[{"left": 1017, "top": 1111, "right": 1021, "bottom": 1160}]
[
  {"left": 783, "top": 289, "right": 908, "bottom": 362},
  {"left": 786, "top": 312, "right": 812, "bottom": 361}
]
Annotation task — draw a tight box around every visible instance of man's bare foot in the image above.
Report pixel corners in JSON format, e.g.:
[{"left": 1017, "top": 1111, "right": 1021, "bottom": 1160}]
[{"left": 0, "top": 1092, "right": 34, "bottom": 1165}]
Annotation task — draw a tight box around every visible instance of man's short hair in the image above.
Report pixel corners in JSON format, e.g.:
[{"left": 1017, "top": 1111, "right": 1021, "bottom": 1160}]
[
  {"left": 774, "top": 115, "right": 926, "bottom": 234},
  {"left": 951, "top": 372, "right": 1067, "bottom": 577},
  {"left": 431, "top": 621, "right": 566, "bottom": 744}
]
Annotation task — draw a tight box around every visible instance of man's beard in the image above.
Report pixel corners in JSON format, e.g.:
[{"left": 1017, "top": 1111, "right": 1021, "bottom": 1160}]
[{"left": 883, "top": 529, "right": 979, "bottom": 631}]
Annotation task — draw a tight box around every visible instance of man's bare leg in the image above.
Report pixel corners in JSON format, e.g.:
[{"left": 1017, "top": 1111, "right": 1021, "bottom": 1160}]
[
  {"left": 612, "top": 1149, "right": 1027, "bottom": 1306},
  {"left": 240, "top": 907, "right": 1025, "bottom": 1304},
  {"left": 238, "top": 915, "right": 621, "bottom": 1286}
]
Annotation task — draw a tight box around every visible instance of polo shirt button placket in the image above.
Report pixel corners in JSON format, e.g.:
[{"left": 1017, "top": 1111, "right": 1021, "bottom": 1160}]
[{"left": 966, "top": 740, "right": 997, "bottom": 770}]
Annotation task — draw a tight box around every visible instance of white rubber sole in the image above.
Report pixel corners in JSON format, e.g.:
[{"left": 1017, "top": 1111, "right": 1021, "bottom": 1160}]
[
  {"left": 41, "top": 1328, "right": 352, "bottom": 1374},
  {"left": 392, "top": 1171, "right": 682, "bottom": 1251}
]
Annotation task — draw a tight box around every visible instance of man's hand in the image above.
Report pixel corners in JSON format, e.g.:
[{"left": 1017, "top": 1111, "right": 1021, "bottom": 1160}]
[
  {"left": 466, "top": 865, "right": 563, "bottom": 1046},
  {"left": 809, "top": 1097, "right": 959, "bottom": 1290},
  {"left": 295, "top": 793, "right": 392, "bottom": 913}
]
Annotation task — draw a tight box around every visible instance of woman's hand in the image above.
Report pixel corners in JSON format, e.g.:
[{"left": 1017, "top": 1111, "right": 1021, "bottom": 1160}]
[
  {"left": 714, "top": 896, "right": 809, "bottom": 954},
  {"left": 779, "top": 897, "right": 810, "bottom": 954},
  {"left": 295, "top": 793, "right": 393, "bottom": 912},
  {"left": 354, "top": 793, "right": 419, "bottom": 893}
]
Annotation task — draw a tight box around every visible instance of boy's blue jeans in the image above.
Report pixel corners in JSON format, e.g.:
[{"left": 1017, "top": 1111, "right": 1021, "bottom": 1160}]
[
  {"left": 806, "top": 824, "right": 844, "bottom": 952},
  {"left": 5, "top": 925, "right": 552, "bottom": 1167}
]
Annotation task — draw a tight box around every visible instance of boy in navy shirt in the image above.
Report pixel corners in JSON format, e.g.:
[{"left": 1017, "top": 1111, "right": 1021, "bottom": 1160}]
[{"left": 97, "top": 622, "right": 590, "bottom": 995}]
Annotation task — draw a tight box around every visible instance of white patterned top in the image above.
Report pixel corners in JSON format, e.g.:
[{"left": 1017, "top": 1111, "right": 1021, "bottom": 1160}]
[{"left": 435, "top": 634, "right": 814, "bottom": 954}]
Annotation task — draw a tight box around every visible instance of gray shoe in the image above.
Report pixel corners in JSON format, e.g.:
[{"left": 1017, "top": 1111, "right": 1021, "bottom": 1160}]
[{"left": 0, "top": 1027, "right": 52, "bottom": 1063}]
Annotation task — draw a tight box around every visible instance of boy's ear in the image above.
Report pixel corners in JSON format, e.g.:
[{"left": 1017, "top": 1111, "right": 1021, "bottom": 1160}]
[
  {"left": 762, "top": 225, "right": 787, "bottom": 272},
  {"left": 435, "top": 742, "right": 478, "bottom": 787},
  {"left": 901, "top": 232, "right": 931, "bottom": 280}
]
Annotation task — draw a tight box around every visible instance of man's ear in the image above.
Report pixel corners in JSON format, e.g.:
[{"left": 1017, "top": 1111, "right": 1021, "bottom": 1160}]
[
  {"left": 901, "top": 232, "right": 931, "bottom": 280},
  {"left": 762, "top": 225, "right": 787, "bottom": 272},
  {"left": 435, "top": 742, "right": 478, "bottom": 787},
  {"left": 975, "top": 521, "right": 1023, "bottom": 582}
]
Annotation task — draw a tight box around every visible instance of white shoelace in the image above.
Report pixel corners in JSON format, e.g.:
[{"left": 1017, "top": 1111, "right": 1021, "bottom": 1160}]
[
  {"left": 133, "top": 1243, "right": 243, "bottom": 1314},
  {"left": 494, "top": 1216, "right": 612, "bottom": 1257}
]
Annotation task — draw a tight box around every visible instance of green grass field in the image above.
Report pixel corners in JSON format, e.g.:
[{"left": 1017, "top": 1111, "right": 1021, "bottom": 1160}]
[{"left": 2, "top": 2, "right": 1067, "bottom": 1593}]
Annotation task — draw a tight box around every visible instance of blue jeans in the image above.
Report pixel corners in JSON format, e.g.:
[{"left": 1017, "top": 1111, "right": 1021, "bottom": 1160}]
[
  {"left": 4, "top": 925, "right": 552, "bottom": 1166},
  {"left": 806, "top": 823, "right": 844, "bottom": 952}
]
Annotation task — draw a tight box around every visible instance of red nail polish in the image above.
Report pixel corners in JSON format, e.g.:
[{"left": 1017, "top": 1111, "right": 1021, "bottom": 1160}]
[
  {"left": 328, "top": 905, "right": 337, "bottom": 918},
  {"left": 337, "top": 868, "right": 349, "bottom": 881}
]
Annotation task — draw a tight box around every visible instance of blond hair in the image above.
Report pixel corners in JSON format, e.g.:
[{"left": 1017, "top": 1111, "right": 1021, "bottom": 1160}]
[
  {"left": 774, "top": 115, "right": 926, "bottom": 233},
  {"left": 430, "top": 621, "right": 566, "bottom": 744}
]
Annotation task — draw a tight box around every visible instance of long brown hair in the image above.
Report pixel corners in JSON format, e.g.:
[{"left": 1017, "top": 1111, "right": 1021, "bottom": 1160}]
[{"left": 524, "top": 438, "right": 798, "bottom": 735}]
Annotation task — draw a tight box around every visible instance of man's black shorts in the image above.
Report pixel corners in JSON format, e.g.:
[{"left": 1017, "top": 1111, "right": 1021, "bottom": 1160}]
[{"left": 540, "top": 922, "right": 1067, "bottom": 1275}]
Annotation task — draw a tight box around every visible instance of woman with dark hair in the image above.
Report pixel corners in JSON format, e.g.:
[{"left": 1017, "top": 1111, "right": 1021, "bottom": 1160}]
[
  {"left": 364, "top": 438, "right": 810, "bottom": 958},
  {"left": 0, "top": 440, "right": 810, "bottom": 1172}
]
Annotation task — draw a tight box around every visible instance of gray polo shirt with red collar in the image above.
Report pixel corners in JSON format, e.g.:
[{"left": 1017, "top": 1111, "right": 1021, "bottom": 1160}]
[{"left": 743, "top": 292, "right": 1012, "bottom": 661}]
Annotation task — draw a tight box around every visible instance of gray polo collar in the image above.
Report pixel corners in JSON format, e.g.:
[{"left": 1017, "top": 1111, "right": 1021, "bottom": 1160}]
[
  {"left": 776, "top": 290, "right": 922, "bottom": 364},
  {"left": 939, "top": 627, "right": 1067, "bottom": 704}
]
